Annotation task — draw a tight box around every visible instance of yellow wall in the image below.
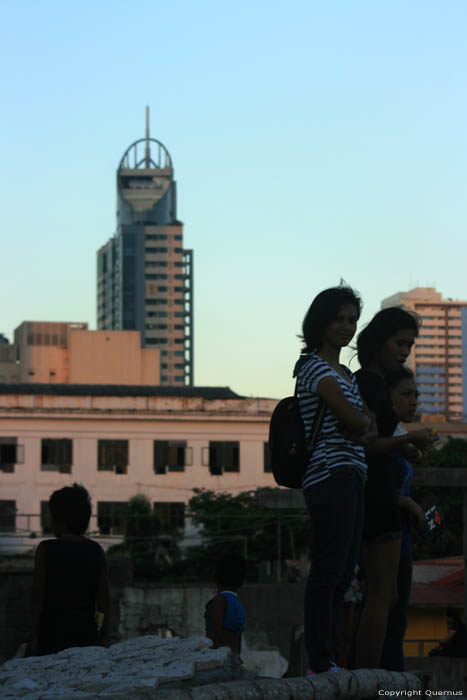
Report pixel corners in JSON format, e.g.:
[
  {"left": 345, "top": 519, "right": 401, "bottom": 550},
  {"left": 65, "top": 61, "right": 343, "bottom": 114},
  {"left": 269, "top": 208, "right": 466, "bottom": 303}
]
[{"left": 404, "top": 608, "right": 450, "bottom": 657}]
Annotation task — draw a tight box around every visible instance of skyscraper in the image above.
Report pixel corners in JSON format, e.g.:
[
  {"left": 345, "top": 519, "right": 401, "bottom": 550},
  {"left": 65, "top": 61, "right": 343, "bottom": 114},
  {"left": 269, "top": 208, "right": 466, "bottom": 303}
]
[
  {"left": 381, "top": 287, "right": 467, "bottom": 421},
  {"left": 97, "top": 109, "right": 193, "bottom": 386}
]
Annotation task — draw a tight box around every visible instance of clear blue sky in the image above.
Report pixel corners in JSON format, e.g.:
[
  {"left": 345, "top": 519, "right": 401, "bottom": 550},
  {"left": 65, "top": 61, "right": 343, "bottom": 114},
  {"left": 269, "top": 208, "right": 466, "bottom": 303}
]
[{"left": 2, "top": 0, "right": 466, "bottom": 398}]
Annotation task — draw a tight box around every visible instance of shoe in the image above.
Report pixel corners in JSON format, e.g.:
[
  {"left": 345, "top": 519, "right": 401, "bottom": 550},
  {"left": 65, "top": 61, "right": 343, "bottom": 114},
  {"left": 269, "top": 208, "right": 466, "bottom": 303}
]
[{"left": 306, "top": 663, "right": 342, "bottom": 675}]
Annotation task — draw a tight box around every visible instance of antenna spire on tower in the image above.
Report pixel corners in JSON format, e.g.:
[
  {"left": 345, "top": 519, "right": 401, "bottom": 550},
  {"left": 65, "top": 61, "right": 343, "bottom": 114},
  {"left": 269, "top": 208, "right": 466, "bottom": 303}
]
[{"left": 145, "top": 106, "right": 150, "bottom": 167}]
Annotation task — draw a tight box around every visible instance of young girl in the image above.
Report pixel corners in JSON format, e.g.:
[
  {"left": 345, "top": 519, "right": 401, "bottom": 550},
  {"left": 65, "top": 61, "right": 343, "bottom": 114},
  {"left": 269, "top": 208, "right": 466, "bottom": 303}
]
[
  {"left": 295, "top": 283, "right": 373, "bottom": 675},
  {"left": 29, "top": 484, "right": 109, "bottom": 655},
  {"left": 204, "top": 554, "right": 246, "bottom": 656},
  {"left": 354, "top": 308, "right": 438, "bottom": 668},
  {"left": 381, "top": 367, "right": 429, "bottom": 671}
]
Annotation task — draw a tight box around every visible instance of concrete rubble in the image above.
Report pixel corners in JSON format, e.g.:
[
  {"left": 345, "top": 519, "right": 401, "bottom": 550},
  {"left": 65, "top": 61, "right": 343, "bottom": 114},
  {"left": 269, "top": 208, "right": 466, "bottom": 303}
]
[{"left": 0, "top": 634, "right": 422, "bottom": 699}]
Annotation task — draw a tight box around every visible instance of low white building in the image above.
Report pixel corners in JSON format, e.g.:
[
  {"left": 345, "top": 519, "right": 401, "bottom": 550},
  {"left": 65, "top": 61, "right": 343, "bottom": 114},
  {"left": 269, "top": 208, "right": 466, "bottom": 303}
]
[{"left": 0, "top": 383, "right": 278, "bottom": 550}]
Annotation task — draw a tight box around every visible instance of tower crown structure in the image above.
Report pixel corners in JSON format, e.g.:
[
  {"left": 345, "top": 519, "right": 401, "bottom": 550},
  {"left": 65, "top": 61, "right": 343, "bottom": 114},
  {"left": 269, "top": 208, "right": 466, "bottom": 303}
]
[{"left": 97, "top": 108, "right": 193, "bottom": 386}]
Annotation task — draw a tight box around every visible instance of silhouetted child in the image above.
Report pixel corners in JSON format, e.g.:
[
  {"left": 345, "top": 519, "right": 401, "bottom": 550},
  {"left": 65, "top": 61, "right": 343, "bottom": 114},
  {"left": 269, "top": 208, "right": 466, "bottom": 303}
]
[
  {"left": 204, "top": 554, "right": 246, "bottom": 656},
  {"left": 29, "top": 484, "right": 109, "bottom": 655}
]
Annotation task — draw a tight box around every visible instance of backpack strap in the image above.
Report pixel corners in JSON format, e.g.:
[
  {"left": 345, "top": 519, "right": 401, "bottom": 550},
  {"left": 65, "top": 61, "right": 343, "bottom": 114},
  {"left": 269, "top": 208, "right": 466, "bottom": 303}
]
[
  {"left": 295, "top": 378, "right": 326, "bottom": 456},
  {"left": 306, "top": 398, "right": 325, "bottom": 455}
]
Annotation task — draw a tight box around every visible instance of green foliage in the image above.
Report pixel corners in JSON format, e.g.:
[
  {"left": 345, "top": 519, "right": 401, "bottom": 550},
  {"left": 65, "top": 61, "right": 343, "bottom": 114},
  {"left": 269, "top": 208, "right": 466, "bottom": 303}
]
[
  {"left": 181, "top": 488, "right": 311, "bottom": 582},
  {"left": 412, "top": 437, "right": 467, "bottom": 560},
  {"left": 123, "top": 494, "right": 182, "bottom": 580}
]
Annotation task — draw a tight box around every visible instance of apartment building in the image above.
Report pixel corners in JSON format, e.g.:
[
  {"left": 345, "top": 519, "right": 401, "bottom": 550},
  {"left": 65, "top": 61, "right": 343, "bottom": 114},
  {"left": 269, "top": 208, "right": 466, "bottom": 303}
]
[
  {"left": 3, "top": 322, "right": 160, "bottom": 385},
  {"left": 0, "top": 383, "right": 276, "bottom": 542},
  {"left": 382, "top": 287, "right": 467, "bottom": 421}
]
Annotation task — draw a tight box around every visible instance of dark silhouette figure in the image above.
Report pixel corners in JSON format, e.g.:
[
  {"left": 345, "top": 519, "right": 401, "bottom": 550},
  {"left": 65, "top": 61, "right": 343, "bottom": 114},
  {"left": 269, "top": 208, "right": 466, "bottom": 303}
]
[{"left": 29, "top": 484, "right": 109, "bottom": 655}]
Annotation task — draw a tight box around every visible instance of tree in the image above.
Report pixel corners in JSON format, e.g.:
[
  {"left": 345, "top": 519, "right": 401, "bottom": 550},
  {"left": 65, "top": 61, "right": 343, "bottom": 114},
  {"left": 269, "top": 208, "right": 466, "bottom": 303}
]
[{"left": 182, "top": 488, "right": 311, "bottom": 582}]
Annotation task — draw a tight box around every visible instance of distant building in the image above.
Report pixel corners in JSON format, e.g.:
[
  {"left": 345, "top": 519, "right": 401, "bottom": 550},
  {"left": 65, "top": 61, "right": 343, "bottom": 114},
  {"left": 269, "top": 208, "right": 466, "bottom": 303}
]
[
  {"left": 97, "top": 108, "right": 193, "bottom": 387},
  {"left": 0, "top": 383, "right": 276, "bottom": 546},
  {"left": 0, "top": 340, "right": 19, "bottom": 382},
  {"left": 12, "top": 321, "right": 160, "bottom": 385},
  {"left": 382, "top": 287, "right": 467, "bottom": 421}
]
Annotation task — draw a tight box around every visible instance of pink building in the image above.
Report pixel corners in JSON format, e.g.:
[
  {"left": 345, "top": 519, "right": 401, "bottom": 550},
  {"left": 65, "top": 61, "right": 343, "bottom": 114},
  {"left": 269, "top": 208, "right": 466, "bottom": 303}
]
[
  {"left": 11, "top": 321, "right": 160, "bottom": 386},
  {"left": 0, "top": 384, "right": 277, "bottom": 548}
]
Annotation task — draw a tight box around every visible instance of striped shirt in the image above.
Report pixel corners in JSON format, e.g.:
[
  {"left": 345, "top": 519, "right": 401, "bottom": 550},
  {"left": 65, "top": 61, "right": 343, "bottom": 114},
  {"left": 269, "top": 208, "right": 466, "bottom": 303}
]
[{"left": 295, "top": 354, "right": 367, "bottom": 489}]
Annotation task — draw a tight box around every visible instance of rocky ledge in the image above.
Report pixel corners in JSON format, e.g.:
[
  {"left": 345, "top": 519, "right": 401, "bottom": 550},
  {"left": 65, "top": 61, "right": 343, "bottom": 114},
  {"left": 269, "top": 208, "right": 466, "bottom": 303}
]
[
  {"left": 0, "top": 634, "right": 422, "bottom": 700},
  {"left": 0, "top": 635, "right": 244, "bottom": 699}
]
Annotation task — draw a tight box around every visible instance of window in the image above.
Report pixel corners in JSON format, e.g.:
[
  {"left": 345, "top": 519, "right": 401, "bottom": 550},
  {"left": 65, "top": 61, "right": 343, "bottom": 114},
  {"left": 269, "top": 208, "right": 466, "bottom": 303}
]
[
  {"left": 0, "top": 438, "right": 24, "bottom": 473},
  {"left": 98, "top": 440, "right": 128, "bottom": 474},
  {"left": 41, "top": 439, "right": 72, "bottom": 473},
  {"left": 40, "top": 501, "right": 53, "bottom": 534},
  {"left": 203, "top": 441, "right": 240, "bottom": 474},
  {"left": 154, "top": 502, "right": 185, "bottom": 530},
  {"left": 146, "top": 274, "right": 168, "bottom": 280},
  {"left": 97, "top": 501, "right": 127, "bottom": 535},
  {"left": 146, "top": 234, "right": 167, "bottom": 241},
  {"left": 146, "top": 299, "right": 168, "bottom": 305},
  {"left": 0, "top": 501, "right": 16, "bottom": 532},
  {"left": 145, "top": 247, "right": 168, "bottom": 253},
  {"left": 154, "top": 440, "right": 192, "bottom": 474},
  {"left": 146, "top": 338, "right": 167, "bottom": 344},
  {"left": 264, "top": 442, "right": 272, "bottom": 473}
]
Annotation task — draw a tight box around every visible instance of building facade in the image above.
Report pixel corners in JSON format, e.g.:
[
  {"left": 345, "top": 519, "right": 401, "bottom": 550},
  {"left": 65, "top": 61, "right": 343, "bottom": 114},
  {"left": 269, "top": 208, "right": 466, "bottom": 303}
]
[
  {"left": 382, "top": 287, "right": 467, "bottom": 421},
  {"left": 0, "top": 384, "right": 276, "bottom": 544},
  {"left": 8, "top": 322, "right": 160, "bottom": 385},
  {"left": 97, "top": 110, "right": 193, "bottom": 387}
]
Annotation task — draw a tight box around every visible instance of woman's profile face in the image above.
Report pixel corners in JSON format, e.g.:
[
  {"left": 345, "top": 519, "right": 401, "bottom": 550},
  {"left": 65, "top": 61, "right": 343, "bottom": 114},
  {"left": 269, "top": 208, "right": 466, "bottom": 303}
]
[
  {"left": 390, "top": 378, "right": 419, "bottom": 423},
  {"left": 379, "top": 329, "right": 416, "bottom": 373}
]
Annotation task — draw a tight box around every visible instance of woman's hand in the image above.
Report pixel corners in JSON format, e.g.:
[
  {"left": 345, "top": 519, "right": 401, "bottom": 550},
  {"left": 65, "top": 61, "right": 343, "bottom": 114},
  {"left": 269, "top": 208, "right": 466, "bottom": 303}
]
[
  {"left": 409, "top": 428, "right": 439, "bottom": 450},
  {"left": 412, "top": 503, "right": 427, "bottom": 533}
]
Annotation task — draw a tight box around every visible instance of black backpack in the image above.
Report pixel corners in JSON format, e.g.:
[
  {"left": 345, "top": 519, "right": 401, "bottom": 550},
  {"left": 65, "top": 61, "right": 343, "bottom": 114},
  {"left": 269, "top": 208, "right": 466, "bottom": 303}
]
[{"left": 268, "top": 384, "right": 325, "bottom": 488}]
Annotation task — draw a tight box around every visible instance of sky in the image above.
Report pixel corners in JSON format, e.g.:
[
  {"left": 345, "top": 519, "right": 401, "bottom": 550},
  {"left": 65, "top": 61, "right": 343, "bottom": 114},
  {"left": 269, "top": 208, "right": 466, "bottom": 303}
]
[{"left": 1, "top": 0, "right": 467, "bottom": 399}]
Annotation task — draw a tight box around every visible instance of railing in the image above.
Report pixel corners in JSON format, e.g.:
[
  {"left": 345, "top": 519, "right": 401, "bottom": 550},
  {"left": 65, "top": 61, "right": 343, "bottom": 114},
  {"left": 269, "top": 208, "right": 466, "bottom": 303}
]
[{"left": 404, "top": 638, "right": 440, "bottom": 656}]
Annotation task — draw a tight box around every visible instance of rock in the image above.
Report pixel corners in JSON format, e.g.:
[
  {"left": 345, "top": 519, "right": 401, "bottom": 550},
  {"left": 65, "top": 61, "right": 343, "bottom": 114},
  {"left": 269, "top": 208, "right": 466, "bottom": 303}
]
[{"left": 0, "top": 635, "right": 235, "bottom": 699}]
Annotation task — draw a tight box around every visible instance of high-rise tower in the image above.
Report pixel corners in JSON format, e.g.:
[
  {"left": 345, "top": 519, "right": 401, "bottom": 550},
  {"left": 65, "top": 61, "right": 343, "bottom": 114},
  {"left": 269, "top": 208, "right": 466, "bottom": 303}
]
[
  {"left": 97, "top": 109, "right": 193, "bottom": 386},
  {"left": 382, "top": 287, "right": 467, "bottom": 421}
]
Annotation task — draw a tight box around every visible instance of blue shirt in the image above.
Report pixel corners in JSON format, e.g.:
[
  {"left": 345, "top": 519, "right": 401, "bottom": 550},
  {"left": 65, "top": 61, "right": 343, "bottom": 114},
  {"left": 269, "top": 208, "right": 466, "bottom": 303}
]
[{"left": 204, "top": 591, "right": 246, "bottom": 637}]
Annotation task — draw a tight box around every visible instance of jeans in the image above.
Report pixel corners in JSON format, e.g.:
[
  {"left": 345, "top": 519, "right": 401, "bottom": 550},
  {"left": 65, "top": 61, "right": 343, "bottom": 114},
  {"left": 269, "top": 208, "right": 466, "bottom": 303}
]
[
  {"left": 380, "top": 538, "right": 412, "bottom": 671},
  {"left": 304, "top": 468, "right": 364, "bottom": 672}
]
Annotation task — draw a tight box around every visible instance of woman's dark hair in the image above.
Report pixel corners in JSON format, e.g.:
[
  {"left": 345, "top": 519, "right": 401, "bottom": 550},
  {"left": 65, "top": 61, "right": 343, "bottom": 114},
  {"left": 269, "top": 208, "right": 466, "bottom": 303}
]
[
  {"left": 357, "top": 307, "right": 420, "bottom": 369},
  {"left": 446, "top": 608, "right": 463, "bottom": 623},
  {"left": 300, "top": 283, "right": 362, "bottom": 353},
  {"left": 216, "top": 553, "right": 247, "bottom": 589},
  {"left": 49, "top": 483, "right": 92, "bottom": 535},
  {"left": 385, "top": 366, "right": 415, "bottom": 392}
]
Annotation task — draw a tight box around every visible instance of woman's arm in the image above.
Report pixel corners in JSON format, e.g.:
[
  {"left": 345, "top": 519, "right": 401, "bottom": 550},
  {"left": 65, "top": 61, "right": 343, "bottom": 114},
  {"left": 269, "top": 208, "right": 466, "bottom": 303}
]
[
  {"left": 30, "top": 542, "right": 47, "bottom": 655},
  {"left": 316, "top": 376, "right": 371, "bottom": 436},
  {"left": 206, "top": 595, "right": 227, "bottom": 648},
  {"left": 398, "top": 495, "right": 426, "bottom": 532},
  {"left": 96, "top": 548, "right": 110, "bottom": 646},
  {"left": 365, "top": 428, "right": 438, "bottom": 456}
]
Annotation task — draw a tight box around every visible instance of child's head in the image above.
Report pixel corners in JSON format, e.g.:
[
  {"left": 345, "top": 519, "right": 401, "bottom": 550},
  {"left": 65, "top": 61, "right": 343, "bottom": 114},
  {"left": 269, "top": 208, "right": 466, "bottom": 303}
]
[
  {"left": 300, "top": 283, "right": 362, "bottom": 353},
  {"left": 49, "top": 483, "right": 92, "bottom": 536},
  {"left": 386, "top": 367, "right": 419, "bottom": 423},
  {"left": 216, "top": 553, "right": 247, "bottom": 591}
]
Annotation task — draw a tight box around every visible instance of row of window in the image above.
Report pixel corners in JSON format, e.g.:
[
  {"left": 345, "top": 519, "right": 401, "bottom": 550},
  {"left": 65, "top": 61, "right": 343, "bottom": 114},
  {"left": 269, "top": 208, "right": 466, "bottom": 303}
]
[
  {"left": 0, "top": 500, "right": 185, "bottom": 534},
  {"left": 0, "top": 439, "right": 273, "bottom": 475},
  {"left": 146, "top": 234, "right": 183, "bottom": 241}
]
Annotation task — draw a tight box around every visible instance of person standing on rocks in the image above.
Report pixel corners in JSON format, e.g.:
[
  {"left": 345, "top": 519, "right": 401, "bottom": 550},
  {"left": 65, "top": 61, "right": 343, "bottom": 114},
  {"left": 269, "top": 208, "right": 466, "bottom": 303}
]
[
  {"left": 28, "top": 483, "right": 110, "bottom": 655},
  {"left": 204, "top": 554, "right": 246, "bottom": 657}
]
